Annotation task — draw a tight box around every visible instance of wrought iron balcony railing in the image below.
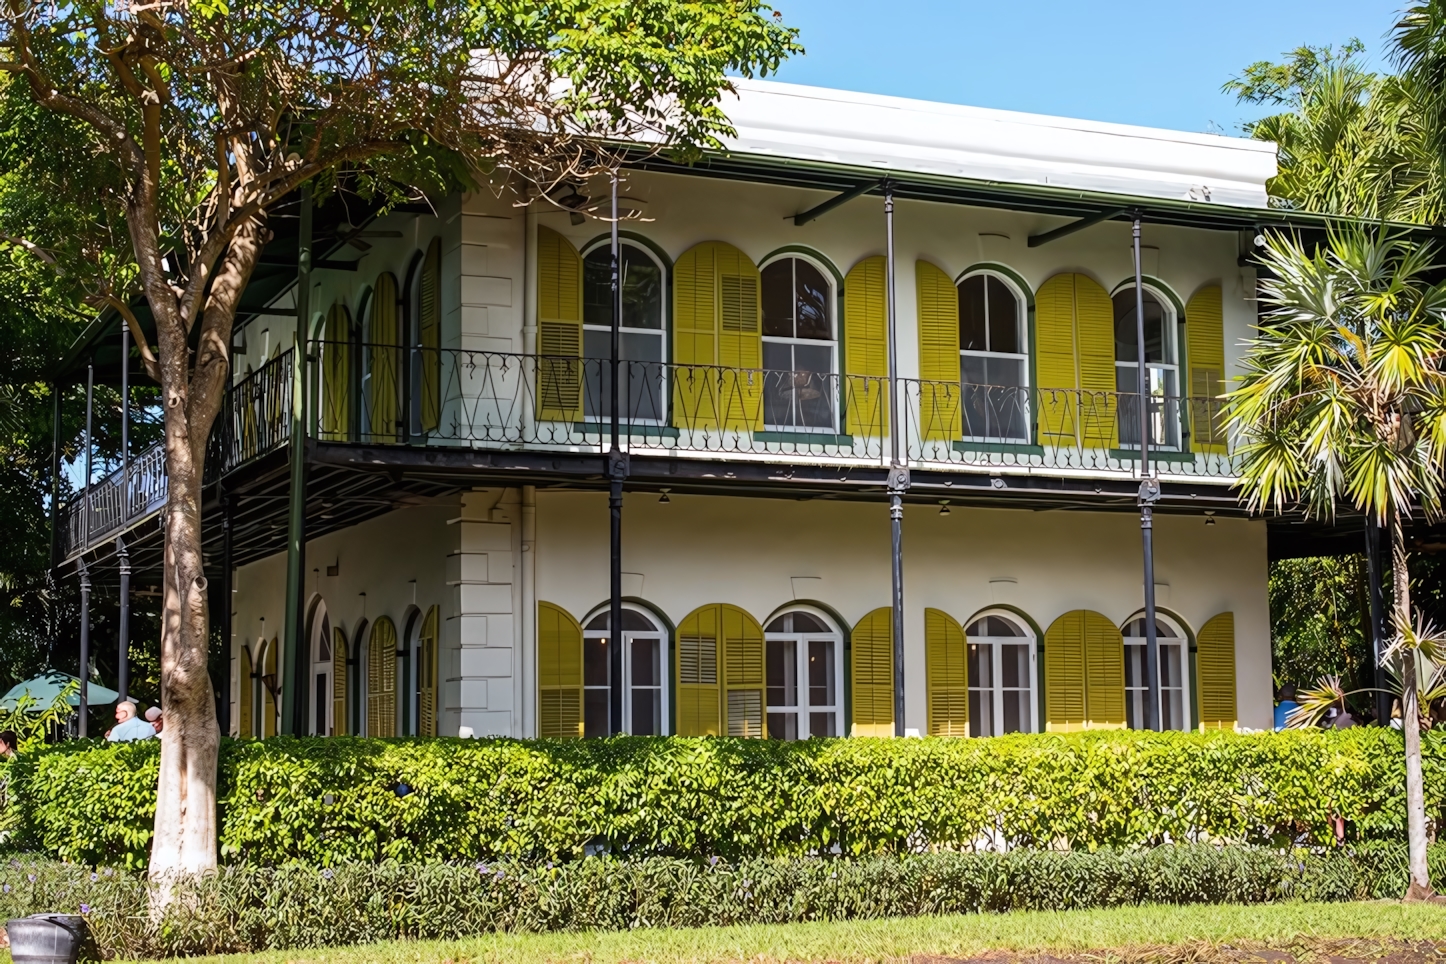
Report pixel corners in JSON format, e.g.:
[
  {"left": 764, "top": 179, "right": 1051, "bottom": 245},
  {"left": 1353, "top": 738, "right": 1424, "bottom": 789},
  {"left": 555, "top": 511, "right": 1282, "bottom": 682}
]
[
  {"left": 310, "top": 341, "right": 1237, "bottom": 479},
  {"left": 58, "top": 441, "right": 168, "bottom": 561}
]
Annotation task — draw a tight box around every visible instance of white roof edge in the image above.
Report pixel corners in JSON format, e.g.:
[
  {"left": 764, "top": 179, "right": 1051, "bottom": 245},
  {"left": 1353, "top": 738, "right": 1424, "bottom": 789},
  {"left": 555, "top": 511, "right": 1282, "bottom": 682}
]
[{"left": 716, "top": 78, "right": 1278, "bottom": 209}]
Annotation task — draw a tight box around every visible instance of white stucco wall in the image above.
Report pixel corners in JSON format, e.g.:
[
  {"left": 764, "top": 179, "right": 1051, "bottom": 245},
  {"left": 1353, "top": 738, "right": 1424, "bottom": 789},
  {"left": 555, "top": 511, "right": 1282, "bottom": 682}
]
[{"left": 534, "top": 491, "right": 1272, "bottom": 732}]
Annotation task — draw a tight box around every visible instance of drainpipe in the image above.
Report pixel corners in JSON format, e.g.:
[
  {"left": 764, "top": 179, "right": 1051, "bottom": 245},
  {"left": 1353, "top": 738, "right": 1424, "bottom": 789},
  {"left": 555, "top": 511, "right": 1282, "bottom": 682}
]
[
  {"left": 522, "top": 187, "right": 537, "bottom": 442},
  {"left": 884, "top": 179, "right": 907, "bottom": 738},
  {"left": 116, "top": 537, "right": 130, "bottom": 705},
  {"left": 608, "top": 174, "right": 626, "bottom": 736},
  {"left": 521, "top": 484, "right": 537, "bottom": 737},
  {"left": 282, "top": 183, "right": 313, "bottom": 735},
  {"left": 78, "top": 560, "right": 90, "bottom": 738},
  {"left": 1133, "top": 214, "right": 1161, "bottom": 731}
]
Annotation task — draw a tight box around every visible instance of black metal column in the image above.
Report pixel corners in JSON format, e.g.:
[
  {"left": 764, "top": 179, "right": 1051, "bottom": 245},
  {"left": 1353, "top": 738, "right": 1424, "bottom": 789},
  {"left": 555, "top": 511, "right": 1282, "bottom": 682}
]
[
  {"left": 83, "top": 364, "right": 93, "bottom": 549},
  {"left": 608, "top": 175, "right": 626, "bottom": 736},
  {"left": 48, "top": 383, "right": 62, "bottom": 570},
  {"left": 1365, "top": 515, "right": 1389, "bottom": 723},
  {"left": 884, "top": 178, "right": 907, "bottom": 738},
  {"left": 78, "top": 561, "right": 90, "bottom": 738},
  {"left": 282, "top": 184, "right": 313, "bottom": 736},
  {"left": 116, "top": 538, "right": 129, "bottom": 704},
  {"left": 1132, "top": 215, "right": 1161, "bottom": 731}
]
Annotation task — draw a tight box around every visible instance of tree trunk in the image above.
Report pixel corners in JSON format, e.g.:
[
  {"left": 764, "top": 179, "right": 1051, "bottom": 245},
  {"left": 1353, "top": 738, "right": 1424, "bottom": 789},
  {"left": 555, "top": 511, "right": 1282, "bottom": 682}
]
[{"left": 1392, "top": 506, "right": 1434, "bottom": 900}]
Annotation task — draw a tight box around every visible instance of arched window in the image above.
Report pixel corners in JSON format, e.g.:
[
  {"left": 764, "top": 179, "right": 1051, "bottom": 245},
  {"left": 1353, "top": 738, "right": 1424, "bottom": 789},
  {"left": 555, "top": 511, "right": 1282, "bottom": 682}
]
[
  {"left": 412, "top": 606, "right": 439, "bottom": 737},
  {"left": 582, "top": 242, "right": 666, "bottom": 423},
  {"left": 964, "top": 612, "right": 1036, "bottom": 736},
  {"left": 958, "top": 272, "right": 1028, "bottom": 441},
  {"left": 761, "top": 256, "right": 836, "bottom": 431},
  {"left": 309, "top": 601, "right": 332, "bottom": 736},
  {"left": 582, "top": 604, "right": 667, "bottom": 736},
  {"left": 1122, "top": 613, "right": 1189, "bottom": 731},
  {"left": 1114, "top": 286, "right": 1180, "bottom": 449},
  {"left": 764, "top": 609, "right": 843, "bottom": 739}
]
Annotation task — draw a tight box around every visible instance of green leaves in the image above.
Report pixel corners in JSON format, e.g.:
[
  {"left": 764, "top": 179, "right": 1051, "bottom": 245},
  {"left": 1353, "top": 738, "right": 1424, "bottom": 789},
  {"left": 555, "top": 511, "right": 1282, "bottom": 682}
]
[{"left": 4, "top": 730, "right": 1441, "bottom": 870}]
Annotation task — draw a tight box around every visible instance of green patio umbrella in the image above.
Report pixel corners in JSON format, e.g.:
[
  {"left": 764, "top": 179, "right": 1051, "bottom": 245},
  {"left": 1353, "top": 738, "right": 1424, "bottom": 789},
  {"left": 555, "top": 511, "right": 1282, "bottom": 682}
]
[{"left": 0, "top": 672, "right": 118, "bottom": 711}]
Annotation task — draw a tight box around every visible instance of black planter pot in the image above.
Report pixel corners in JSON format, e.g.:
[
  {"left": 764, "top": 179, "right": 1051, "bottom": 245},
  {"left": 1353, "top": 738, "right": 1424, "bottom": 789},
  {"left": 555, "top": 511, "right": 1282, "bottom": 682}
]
[{"left": 6, "top": 914, "right": 88, "bottom": 964}]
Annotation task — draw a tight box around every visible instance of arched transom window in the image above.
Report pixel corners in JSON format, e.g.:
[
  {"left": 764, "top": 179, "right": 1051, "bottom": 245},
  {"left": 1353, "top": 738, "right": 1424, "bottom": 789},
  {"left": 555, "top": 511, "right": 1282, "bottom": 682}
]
[
  {"left": 958, "top": 272, "right": 1028, "bottom": 442},
  {"left": 1113, "top": 286, "right": 1180, "bottom": 449},
  {"left": 1122, "top": 614, "right": 1188, "bottom": 731},
  {"left": 764, "top": 609, "right": 843, "bottom": 739},
  {"left": 582, "top": 243, "right": 666, "bottom": 423},
  {"left": 761, "top": 257, "right": 836, "bottom": 431},
  {"left": 583, "top": 605, "right": 667, "bottom": 736},
  {"left": 965, "top": 612, "right": 1036, "bottom": 735}
]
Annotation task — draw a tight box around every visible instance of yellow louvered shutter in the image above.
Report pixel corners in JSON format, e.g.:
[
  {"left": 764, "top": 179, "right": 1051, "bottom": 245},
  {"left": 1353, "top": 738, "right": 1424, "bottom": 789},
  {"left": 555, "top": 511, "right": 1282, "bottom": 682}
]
[
  {"left": 851, "top": 607, "right": 894, "bottom": 736},
  {"left": 262, "top": 637, "right": 278, "bottom": 738},
  {"left": 1044, "top": 611, "right": 1086, "bottom": 731},
  {"left": 1074, "top": 275, "right": 1118, "bottom": 448},
  {"left": 537, "top": 601, "right": 583, "bottom": 737},
  {"left": 672, "top": 242, "right": 762, "bottom": 432},
  {"left": 418, "top": 605, "right": 439, "bottom": 737},
  {"left": 673, "top": 243, "right": 719, "bottom": 430},
  {"left": 1186, "top": 284, "right": 1227, "bottom": 454},
  {"left": 536, "top": 226, "right": 584, "bottom": 422},
  {"left": 676, "top": 604, "right": 722, "bottom": 736},
  {"left": 367, "top": 273, "right": 402, "bottom": 441},
  {"left": 844, "top": 256, "right": 889, "bottom": 437},
  {"left": 916, "top": 261, "right": 961, "bottom": 441},
  {"left": 1082, "top": 610, "right": 1125, "bottom": 728},
  {"left": 418, "top": 238, "right": 442, "bottom": 433},
  {"left": 367, "top": 617, "right": 397, "bottom": 737},
  {"left": 721, "top": 604, "right": 766, "bottom": 738},
  {"left": 331, "top": 628, "right": 348, "bottom": 737},
  {"left": 238, "top": 645, "right": 254, "bottom": 738},
  {"left": 925, "top": 608, "right": 968, "bottom": 737},
  {"left": 1035, "top": 274, "right": 1079, "bottom": 445},
  {"left": 1034, "top": 274, "right": 1117, "bottom": 448},
  {"left": 1197, "top": 612, "right": 1237, "bottom": 730},
  {"left": 321, "top": 302, "right": 351, "bottom": 440}
]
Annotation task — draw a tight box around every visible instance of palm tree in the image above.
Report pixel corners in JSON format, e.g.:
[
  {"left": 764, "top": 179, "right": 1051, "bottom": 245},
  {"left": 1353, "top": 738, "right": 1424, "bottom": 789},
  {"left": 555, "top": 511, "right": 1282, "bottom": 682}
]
[{"left": 1228, "top": 228, "right": 1446, "bottom": 900}]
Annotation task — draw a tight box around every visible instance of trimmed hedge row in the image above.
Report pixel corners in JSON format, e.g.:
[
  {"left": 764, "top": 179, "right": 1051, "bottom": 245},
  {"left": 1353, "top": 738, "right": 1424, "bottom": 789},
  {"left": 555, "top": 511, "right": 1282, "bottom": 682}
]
[
  {"left": 1, "top": 845, "right": 1441, "bottom": 959},
  {"left": 8, "top": 729, "right": 1445, "bottom": 868}
]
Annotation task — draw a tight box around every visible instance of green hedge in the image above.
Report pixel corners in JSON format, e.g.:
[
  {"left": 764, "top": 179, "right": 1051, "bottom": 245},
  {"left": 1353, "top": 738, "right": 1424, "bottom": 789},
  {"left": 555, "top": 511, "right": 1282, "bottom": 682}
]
[
  {"left": 8, "top": 729, "right": 1445, "bottom": 868},
  {"left": 0, "top": 845, "right": 1441, "bottom": 959}
]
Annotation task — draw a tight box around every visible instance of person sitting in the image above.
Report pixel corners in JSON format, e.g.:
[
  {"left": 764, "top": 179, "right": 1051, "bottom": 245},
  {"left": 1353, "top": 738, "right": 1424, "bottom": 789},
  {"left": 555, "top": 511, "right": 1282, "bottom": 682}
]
[
  {"left": 1274, "top": 683, "right": 1300, "bottom": 731},
  {"left": 145, "top": 706, "right": 163, "bottom": 735},
  {"left": 107, "top": 701, "right": 155, "bottom": 742}
]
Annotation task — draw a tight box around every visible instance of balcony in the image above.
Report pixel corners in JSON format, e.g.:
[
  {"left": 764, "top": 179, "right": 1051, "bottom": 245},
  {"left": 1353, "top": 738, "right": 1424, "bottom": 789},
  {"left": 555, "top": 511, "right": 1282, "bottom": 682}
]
[
  {"left": 57, "top": 344, "right": 1236, "bottom": 561},
  {"left": 312, "top": 342, "right": 1237, "bottom": 482}
]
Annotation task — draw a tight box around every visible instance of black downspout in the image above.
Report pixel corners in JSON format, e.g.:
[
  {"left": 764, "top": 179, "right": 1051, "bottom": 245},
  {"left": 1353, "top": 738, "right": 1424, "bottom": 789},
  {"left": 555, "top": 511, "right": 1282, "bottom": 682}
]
[
  {"left": 116, "top": 538, "right": 129, "bottom": 705},
  {"left": 49, "top": 382, "right": 62, "bottom": 572},
  {"left": 1133, "top": 215, "right": 1161, "bottom": 731},
  {"left": 78, "top": 561, "right": 90, "bottom": 738},
  {"left": 608, "top": 174, "right": 626, "bottom": 736}
]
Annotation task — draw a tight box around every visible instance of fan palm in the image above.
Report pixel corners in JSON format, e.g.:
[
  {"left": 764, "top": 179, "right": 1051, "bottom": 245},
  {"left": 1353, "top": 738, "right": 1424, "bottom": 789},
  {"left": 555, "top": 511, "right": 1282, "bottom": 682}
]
[{"left": 1228, "top": 228, "right": 1446, "bottom": 899}]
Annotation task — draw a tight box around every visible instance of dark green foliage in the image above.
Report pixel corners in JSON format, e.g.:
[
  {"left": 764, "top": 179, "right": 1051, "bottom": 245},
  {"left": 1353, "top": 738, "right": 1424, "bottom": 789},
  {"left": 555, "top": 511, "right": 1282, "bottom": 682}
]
[
  {"left": 0, "top": 845, "right": 1437, "bottom": 959},
  {"left": 7, "top": 730, "right": 1444, "bottom": 870},
  {"left": 1269, "top": 555, "right": 1374, "bottom": 696}
]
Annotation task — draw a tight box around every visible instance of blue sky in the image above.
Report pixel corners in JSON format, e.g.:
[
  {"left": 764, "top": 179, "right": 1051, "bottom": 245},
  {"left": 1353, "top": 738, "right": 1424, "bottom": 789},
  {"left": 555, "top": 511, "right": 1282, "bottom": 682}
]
[{"left": 767, "top": 0, "right": 1402, "bottom": 134}]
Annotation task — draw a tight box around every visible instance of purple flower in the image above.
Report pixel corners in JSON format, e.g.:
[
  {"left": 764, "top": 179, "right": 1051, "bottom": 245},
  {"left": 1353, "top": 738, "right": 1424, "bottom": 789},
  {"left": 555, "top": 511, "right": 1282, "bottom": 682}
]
[
  {"left": 321, "top": 869, "right": 333, "bottom": 880},
  {"left": 27, "top": 874, "right": 35, "bottom": 883},
  {"left": 476, "top": 862, "right": 488, "bottom": 874},
  {"left": 79, "top": 904, "right": 89, "bottom": 915},
  {"left": 709, "top": 856, "right": 719, "bottom": 867},
  {"left": 89, "top": 873, "right": 98, "bottom": 882},
  {"left": 102, "top": 869, "right": 112, "bottom": 877},
  {"left": 494, "top": 870, "right": 506, "bottom": 881},
  {"left": 4, "top": 884, "right": 11, "bottom": 893}
]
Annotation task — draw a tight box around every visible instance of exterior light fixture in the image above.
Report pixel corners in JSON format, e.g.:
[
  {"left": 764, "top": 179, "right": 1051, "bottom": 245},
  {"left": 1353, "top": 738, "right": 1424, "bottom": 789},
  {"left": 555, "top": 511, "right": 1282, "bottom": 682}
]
[
  {"left": 1204, "top": 511, "right": 1216, "bottom": 526},
  {"left": 658, "top": 488, "right": 671, "bottom": 504},
  {"left": 938, "top": 500, "right": 951, "bottom": 516}
]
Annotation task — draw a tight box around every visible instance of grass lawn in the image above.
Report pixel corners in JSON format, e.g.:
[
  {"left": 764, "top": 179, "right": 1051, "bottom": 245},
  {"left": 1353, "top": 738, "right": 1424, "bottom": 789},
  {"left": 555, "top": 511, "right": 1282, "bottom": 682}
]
[{"left": 100, "top": 900, "right": 1446, "bottom": 964}]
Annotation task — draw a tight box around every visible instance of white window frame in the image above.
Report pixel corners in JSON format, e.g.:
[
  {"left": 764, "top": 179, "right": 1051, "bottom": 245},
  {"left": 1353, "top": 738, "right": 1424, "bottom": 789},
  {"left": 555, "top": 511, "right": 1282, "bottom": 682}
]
[
  {"left": 964, "top": 608, "right": 1038, "bottom": 736},
  {"left": 1122, "top": 611, "right": 1191, "bottom": 732},
  {"left": 763, "top": 606, "right": 845, "bottom": 739},
  {"left": 957, "top": 269, "right": 1030, "bottom": 444},
  {"left": 582, "top": 602, "right": 670, "bottom": 736},
  {"left": 1113, "top": 283, "right": 1182, "bottom": 452},
  {"left": 579, "top": 240, "right": 669, "bottom": 427},
  {"left": 309, "top": 604, "right": 333, "bottom": 736},
  {"left": 759, "top": 254, "right": 839, "bottom": 435}
]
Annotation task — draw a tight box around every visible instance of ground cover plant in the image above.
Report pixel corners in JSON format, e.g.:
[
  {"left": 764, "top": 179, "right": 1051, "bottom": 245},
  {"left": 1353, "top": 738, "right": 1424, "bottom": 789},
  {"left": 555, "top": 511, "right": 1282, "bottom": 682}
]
[{"left": 7, "top": 729, "right": 1443, "bottom": 869}]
